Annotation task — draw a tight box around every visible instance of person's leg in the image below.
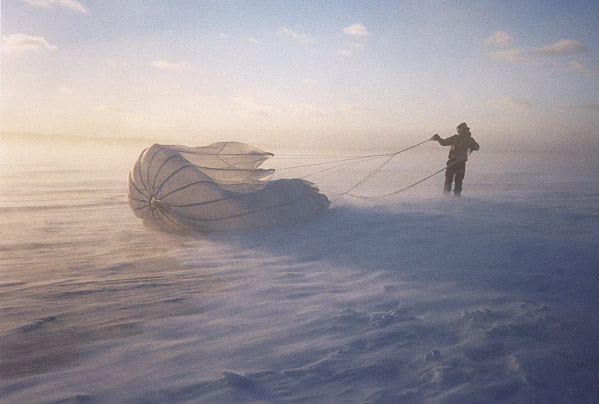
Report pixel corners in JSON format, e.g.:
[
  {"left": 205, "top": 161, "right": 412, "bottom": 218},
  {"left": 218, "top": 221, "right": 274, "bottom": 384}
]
[
  {"left": 454, "top": 162, "right": 466, "bottom": 196},
  {"left": 444, "top": 161, "right": 455, "bottom": 195}
]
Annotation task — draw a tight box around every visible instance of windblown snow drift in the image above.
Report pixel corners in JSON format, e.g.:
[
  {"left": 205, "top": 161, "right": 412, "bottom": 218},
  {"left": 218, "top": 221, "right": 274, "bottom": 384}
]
[{"left": 127, "top": 142, "right": 330, "bottom": 231}]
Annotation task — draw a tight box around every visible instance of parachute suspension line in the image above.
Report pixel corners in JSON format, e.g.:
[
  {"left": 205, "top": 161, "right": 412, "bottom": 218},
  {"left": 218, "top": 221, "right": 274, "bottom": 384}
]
[
  {"left": 331, "top": 154, "right": 398, "bottom": 203},
  {"left": 300, "top": 154, "right": 389, "bottom": 181},
  {"left": 275, "top": 152, "right": 395, "bottom": 171},
  {"left": 330, "top": 138, "right": 433, "bottom": 202},
  {"left": 344, "top": 151, "right": 472, "bottom": 200},
  {"left": 276, "top": 138, "right": 432, "bottom": 172}
]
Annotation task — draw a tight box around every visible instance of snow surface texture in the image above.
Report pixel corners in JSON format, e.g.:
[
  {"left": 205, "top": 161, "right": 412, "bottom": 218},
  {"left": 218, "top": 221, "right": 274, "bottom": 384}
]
[
  {"left": 127, "top": 142, "right": 330, "bottom": 231},
  {"left": 1, "top": 138, "right": 598, "bottom": 403}
]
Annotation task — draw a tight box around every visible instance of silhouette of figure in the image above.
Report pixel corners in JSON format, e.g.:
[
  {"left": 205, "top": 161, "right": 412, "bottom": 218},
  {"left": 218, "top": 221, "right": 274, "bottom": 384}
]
[{"left": 432, "top": 122, "right": 479, "bottom": 196}]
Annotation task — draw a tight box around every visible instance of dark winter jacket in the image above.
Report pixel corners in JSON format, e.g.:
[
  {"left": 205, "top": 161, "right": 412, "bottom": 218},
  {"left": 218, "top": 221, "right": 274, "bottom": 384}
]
[{"left": 436, "top": 134, "right": 479, "bottom": 161}]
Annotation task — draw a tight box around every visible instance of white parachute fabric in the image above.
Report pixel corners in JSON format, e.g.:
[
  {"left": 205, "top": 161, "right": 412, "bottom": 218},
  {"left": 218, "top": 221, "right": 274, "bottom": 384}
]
[{"left": 127, "top": 142, "right": 330, "bottom": 231}]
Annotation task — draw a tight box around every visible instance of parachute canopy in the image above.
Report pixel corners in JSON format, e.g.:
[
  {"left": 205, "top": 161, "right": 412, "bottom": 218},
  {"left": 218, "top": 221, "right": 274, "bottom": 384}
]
[{"left": 127, "top": 142, "right": 330, "bottom": 232}]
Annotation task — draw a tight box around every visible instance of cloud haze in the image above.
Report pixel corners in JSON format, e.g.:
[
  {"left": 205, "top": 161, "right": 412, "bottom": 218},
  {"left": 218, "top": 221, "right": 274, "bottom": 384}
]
[
  {"left": 59, "top": 86, "right": 75, "bottom": 95},
  {"left": 277, "top": 27, "right": 314, "bottom": 44},
  {"left": 151, "top": 60, "right": 191, "bottom": 70},
  {"left": 488, "top": 97, "right": 533, "bottom": 109},
  {"left": 537, "top": 39, "right": 586, "bottom": 56},
  {"left": 234, "top": 97, "right": 280, "bottom": 118},
  {"left": 568, "top": 61, "right": 599, "bottom": 74},
  {"left": 1, "top": 33, "right": 58, "bottom": 53},
  {"left": 487, "top": 48, "right": 526, "bottom": 61},
  {"left": 21, "top": 0, "right": 88, "bottom": 14},
  {"left": 488, "top": 39, "right": 587, "bottom": 62},
  {"left": 484, "top": 31, "right": 514, "bottom": 47},
  {"left": 106, "top": 58, "right": 128, "bottom": 68},
  {"left": 535, "top": 39, "right": 586, "bottom": 56},
  {"left": 340, "top": 104, "right": 371, "bottom": 112},
  {"left": 336, "top": 49, "right": 353, "bottom": 57},
  {"left": 343, "top": 23, "right": 370, "bottom": 38}
]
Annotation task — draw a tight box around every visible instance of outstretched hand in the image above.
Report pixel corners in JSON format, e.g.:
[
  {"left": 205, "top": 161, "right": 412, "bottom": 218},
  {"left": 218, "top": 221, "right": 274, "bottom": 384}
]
[{"left": 431, "top": 134, "right": 441, "bottom": 141}]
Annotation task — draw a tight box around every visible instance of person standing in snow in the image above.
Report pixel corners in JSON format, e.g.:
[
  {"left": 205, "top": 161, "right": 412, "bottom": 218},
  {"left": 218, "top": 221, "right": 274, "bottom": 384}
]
[{"left": 432, "top": 122, "right": 480, "bottom": 196}]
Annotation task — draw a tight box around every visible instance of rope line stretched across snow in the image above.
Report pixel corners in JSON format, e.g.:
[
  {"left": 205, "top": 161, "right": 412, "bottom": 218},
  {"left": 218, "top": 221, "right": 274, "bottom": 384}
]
[
  {"left": 272, "top": 137, "right": 473, "bottom": 201},
  {"left": 328, "top": 137, "right": 443, "bottom": 202},
  {"left": 341, "top": 150, "right": 472, "bottom": 200}
]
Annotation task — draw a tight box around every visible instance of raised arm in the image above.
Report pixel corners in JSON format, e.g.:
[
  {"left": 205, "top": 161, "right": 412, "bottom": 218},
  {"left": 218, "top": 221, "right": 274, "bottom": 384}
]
[{"left": 432, "top": 134, "right": 453, "bottom": 146}]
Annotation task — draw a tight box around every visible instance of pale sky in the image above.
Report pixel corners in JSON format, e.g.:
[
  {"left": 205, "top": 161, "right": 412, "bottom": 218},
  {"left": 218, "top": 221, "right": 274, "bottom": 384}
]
[{"left": 1, "top": 0, "right": 598, "bottom": 150}]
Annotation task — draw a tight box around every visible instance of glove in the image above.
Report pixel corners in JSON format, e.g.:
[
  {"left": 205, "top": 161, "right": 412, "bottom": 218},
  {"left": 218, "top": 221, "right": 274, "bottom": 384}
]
[{"left": 432, "top": 134, "right": 441, "bottom": 141}]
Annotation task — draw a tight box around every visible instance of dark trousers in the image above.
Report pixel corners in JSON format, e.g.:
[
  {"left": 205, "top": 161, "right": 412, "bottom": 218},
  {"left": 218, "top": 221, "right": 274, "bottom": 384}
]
[{"left": 444, "top": 160, "right": 466, "bottom": 195}]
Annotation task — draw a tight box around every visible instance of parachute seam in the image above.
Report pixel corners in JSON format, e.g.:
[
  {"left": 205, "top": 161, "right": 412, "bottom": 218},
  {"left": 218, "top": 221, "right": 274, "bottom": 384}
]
[
  {"left": 167, "top": 194, "right": 311, "bottom": 223},
  {"left": 155, "top": 164, "right": 196, "bottom": 199},
  {"left": 128, "top": 171, "right": 150, "bottom": 199},
  {"left": 159, "top": 180, "right": 222, "bottom": 201},
  {"left": 163, "top": 194, "right": 239, "bottom": 208},
  {"left": 131, "top": 203, "right": 150, "bottom": 211},
  {"left": 151, "top": 154, "right": 179, "bottom": 195},
  {"left": 145, "top": 145, "right": 165, "bottom": 194},
  {"left": 155, "top": 205, "right": 183, "bottom": 228},
  {"left": 214, "top": 143, "right": 231, "bottom": 169},
  {"left": 134, "top": 148, "right": 150, "bottom": 197}
]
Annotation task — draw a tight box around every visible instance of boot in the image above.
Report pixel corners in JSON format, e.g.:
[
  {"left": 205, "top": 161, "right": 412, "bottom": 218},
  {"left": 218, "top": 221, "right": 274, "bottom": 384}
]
[{"left": 443, "top": 181, "right": 452, "bottom": 196}]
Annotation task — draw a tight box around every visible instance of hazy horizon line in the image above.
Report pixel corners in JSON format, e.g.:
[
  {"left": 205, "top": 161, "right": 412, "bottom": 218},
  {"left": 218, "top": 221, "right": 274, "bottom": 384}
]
[{"left": 2, "top": 130, "right": 598, "bottom": 157}]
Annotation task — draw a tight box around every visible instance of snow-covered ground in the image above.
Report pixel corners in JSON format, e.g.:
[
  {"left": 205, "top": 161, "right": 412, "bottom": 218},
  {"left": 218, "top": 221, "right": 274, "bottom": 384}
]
[{"left": 1, "top": 136, "right": 598, "bottom": 403}]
